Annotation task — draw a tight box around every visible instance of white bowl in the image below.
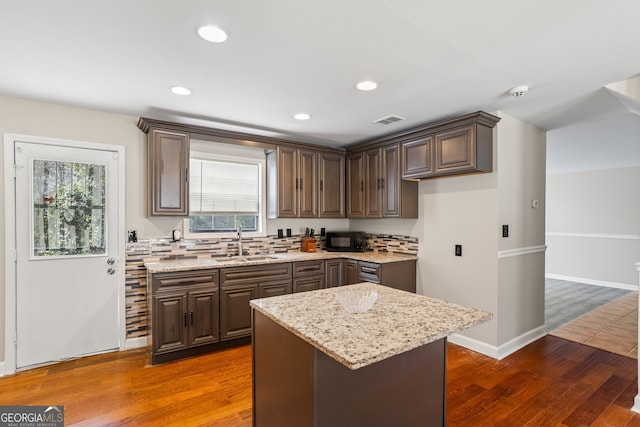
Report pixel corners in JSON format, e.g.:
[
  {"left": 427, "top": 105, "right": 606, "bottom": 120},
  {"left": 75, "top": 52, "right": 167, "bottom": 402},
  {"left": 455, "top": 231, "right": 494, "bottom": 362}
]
[{"left": 335, "top": 288, "right": 378, "bottom": 313}]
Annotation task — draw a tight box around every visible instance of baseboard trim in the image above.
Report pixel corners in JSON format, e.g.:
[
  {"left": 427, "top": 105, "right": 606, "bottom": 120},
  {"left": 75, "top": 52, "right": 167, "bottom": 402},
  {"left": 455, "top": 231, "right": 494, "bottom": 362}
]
[
  {"left": 449, "top": 325, "right": 547, "bottom": 361},
  {"left": 0, "top": 361, "right": 4, "bottom": 377},
  {"left": 125, "top": 336, "right": 148, "bottom": 350},
  {"left": 545, "top": 274, "right": 638, "bottom": 291},
  {"left": 632, "top": 395, "right": 640, "bottom": 414}
]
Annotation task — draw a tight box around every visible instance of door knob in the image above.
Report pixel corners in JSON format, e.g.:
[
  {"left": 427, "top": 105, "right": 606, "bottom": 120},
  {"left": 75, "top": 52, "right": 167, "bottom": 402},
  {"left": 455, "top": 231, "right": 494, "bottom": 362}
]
[
  {"left": 107, "top": 268, "right": 116, "bottom": 275},
  {"left": 107, "top": 258, "right": 115, "bottom": 265}
]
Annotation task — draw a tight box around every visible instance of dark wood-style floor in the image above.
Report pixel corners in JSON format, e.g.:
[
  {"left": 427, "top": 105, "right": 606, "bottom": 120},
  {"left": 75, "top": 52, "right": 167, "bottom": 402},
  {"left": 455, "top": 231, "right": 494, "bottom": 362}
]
[{"left": 1, "top": 336, "right": 639, "bottom": 426}]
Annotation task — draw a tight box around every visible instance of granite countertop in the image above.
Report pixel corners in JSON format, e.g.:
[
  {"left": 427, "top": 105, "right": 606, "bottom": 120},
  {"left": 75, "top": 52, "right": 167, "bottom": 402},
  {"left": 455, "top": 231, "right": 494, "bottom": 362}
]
[
  {"left": 250, "top": 282, "right": 492, "bottom": 370},
  {"left": 145, "top": 250, "right": 417, "bottom": 273}
]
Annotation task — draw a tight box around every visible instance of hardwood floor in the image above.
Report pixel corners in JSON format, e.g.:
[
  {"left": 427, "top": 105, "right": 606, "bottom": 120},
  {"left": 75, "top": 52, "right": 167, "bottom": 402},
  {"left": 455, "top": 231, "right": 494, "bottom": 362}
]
[{"left": 1, "top": 336, "right": 639, "bottom": 426}]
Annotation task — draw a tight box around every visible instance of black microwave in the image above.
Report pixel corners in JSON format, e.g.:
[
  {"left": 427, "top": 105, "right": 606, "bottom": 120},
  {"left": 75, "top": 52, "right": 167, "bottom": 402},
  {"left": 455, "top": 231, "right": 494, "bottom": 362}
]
[{"left": 325, "top": 231, "right": 365, "bottom": 252}]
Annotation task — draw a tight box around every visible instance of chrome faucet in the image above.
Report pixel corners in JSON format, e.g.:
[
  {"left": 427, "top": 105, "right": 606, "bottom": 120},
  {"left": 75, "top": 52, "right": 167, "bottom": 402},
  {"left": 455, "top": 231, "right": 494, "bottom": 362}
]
[{"left": 236, "top": 225, "right": 243, "bottom": 257}]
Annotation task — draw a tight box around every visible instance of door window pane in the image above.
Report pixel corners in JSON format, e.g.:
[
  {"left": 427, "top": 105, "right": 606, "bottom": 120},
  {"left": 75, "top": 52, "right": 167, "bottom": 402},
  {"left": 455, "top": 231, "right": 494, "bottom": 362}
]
[{"left": 32, "top": 160, "right": 106, "bottom": 256}]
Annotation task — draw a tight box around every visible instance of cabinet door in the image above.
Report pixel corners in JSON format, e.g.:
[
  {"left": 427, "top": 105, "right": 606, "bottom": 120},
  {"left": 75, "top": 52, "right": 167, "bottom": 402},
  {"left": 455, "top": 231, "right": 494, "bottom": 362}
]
[
  {"left": 298, "top": 149, "right": 318, "bottom": 218},
  {"left": 402, "top": 136, "right": 433, "bottom": 179},
  {"left": 345, "top": 260, "right": 359, "bottom": 285},
  {"left": 364, "top": 148, "right": 382, "bottom": 218},
  {"left": 148, "top": 128, "right": 190, "bottom": 216},
  {"left": 259, "top": 280, "right": 292, "bottom": 298},
  {"left": 293, "top": 276, "right": 325, "bottom": 293},
  {"left": 381, "top": 144, "right": 401, "bottom": 217},
  {"left": 153, "top": 292, "right": 188, "bottom": 354},
  {"left": 325, "top": 259, "right": 344, "bottom": 288},
  {"left": 434, "top": 124, "right": 476, "bottom": 174},
  {"left": 277, "top": 146, "right": 298, "bottom": 217},
  {"left": 319, "top": 152, "right": 345, "bottom": 218},
  {"left": 346, "top": 153, "right": 365, "bottom": 218},
  {"left": 188, "top": 287, "right": 219, "bottom": 347},
  {"left": 220, "top": 284, "right": 258, "bottom": 341}
]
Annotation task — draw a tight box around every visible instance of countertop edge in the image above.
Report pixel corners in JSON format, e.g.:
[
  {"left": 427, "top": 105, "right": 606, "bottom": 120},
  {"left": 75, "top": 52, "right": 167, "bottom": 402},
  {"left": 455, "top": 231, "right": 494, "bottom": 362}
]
[{"left": 145, "top": 251, "right": 417, "bottom": 273}]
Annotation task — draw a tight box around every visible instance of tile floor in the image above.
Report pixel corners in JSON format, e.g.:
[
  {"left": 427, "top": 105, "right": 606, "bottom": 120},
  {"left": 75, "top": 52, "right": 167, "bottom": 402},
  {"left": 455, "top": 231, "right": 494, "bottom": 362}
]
[{"left": 551, "top": 292, "right": 638, "bottom": 359}]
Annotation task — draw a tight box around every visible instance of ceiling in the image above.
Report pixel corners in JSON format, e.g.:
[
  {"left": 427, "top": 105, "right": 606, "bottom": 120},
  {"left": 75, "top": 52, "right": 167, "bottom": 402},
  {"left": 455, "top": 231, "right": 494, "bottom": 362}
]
[{"left": 1, "top": 0, "right": 640, "bottom": 147}]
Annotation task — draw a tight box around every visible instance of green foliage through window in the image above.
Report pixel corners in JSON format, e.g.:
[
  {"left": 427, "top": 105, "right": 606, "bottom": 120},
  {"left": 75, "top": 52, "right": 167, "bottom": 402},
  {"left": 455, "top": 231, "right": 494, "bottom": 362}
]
[{"left": 32, "top": 160, "right": 106, "bottom": 256}]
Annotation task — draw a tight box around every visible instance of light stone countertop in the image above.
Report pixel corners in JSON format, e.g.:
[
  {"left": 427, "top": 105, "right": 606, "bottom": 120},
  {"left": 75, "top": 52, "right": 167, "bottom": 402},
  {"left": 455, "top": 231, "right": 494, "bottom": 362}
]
[
  {"left": 250, "top": 282, "right": 492, "bottom": 370},
  {"left": 144, "top": 250, "right": 417, "bottom": 273}
]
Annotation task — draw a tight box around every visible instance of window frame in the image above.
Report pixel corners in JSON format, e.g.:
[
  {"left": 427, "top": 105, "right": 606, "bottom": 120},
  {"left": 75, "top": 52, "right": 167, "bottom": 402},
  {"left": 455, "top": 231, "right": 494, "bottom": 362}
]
[{"left": 183, "top": 143, "right": 266, "bottom": 239}]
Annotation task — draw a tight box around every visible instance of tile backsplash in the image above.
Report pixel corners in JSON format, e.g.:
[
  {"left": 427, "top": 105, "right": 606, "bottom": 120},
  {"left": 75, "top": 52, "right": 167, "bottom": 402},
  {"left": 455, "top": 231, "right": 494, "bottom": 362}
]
[{"left": 124, "top": 233, "right": 418, "bottom": 340}]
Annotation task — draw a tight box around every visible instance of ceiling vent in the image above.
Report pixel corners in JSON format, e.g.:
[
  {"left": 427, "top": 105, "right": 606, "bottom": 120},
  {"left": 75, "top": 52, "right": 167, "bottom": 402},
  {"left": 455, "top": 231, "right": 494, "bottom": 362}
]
[{"left": 373, "top": 115, "right": 406, "bottom": 126}]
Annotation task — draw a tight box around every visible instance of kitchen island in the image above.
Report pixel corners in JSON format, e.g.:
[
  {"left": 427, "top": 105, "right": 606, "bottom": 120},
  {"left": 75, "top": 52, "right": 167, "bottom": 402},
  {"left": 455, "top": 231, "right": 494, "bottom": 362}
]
[{"left": 250, "top": 282, "right": 492, "bottom": 427}]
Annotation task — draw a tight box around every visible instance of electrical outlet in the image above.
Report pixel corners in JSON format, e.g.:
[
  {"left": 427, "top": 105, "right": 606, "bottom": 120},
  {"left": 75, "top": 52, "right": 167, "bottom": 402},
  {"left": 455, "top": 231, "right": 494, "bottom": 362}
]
[
  {"left": 502, "top": 224, "right": 509, "bottom": 238},
  {"left": 455, "top": 244, "right": 462, "bottom": 257},
  {"left": 320, "top": 227, "right": 326, "bottom": 237}
]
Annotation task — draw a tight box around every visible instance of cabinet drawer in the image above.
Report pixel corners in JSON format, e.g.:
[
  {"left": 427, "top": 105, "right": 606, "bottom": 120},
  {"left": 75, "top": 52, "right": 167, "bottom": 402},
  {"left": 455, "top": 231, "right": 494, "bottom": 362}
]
[
  {"left": 293, "top": 260, "right": 325, "bottom": 277},
  {"left": 152, "top": 269, "right": 218, "bottom": 292},
  {"left": 293, "top": 275, "right": 325, "bottom": 293},
  {"left": 358, "top": 261, "right": 380, "bottom": 284},
  {"left": 221, "top": 263, "right": 292, "bottom": 286}
]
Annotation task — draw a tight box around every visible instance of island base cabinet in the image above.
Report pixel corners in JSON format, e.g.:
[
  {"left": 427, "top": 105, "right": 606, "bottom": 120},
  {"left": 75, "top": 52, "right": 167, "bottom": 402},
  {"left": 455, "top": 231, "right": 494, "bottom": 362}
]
[{"left": 252, "top": 310, "right": 446, "bottom": 427}]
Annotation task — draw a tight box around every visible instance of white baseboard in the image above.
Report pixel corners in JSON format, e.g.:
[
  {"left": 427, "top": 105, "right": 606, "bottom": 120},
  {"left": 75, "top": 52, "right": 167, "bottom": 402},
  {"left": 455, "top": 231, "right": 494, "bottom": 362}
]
[
  {"left": 125, "top": 336, "right": 148, "bottom": 350},
  {"left": 545, "top": 274, "right": 638, "bottom": 291},
  {"left": 0, "top": 361, "right": 4, "bottom": 377},
  {"left": 449, "top": 325, "right": 548, "bottom": 361},
  {"left": 633, "top": 395, "right": 640, "bottom": 414}
]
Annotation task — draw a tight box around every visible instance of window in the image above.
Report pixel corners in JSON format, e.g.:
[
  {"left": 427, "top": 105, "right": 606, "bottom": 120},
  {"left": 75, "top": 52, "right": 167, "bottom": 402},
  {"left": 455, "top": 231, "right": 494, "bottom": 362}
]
[
  {"left": 185, "top": 142, "right": 265, "bottom": 237},
  {"left": 32, "top": 160, "right": 106, "bottom": 257}
]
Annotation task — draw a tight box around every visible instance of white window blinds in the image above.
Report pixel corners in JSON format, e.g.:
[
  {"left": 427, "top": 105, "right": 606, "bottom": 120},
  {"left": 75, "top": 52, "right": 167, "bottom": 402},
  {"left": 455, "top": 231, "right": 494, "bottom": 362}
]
[{"left": 190, "top": 158, "right": 260, "bottom": 214}]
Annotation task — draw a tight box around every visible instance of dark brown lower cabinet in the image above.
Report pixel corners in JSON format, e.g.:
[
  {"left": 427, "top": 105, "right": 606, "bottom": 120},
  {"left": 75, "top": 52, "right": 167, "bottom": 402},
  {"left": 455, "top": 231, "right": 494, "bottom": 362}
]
[
  {"left": 292, "top": 260, "right": 325, "bottom": 293},
  {"left": 324, "top": 259, "right": 344, "bottom": 288},
  {"left": 345, "top": 260, "right": 359, "bottom": 285},
  {"left": 220, "top": 263, "right": 292, "bottom": 340},
  {"left": 345, "top": 259, "right": 417, "bottom": 292},
  {"left": 220, "top": 284, "right": 258, "bottom": 341},
  {"left": 150, "top": 269, "right": 219, "bottom": 364}
]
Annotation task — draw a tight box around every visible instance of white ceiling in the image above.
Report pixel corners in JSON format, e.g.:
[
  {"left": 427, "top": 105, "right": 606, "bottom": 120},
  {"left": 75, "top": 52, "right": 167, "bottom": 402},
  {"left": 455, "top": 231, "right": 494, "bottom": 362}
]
[{"left": 1, "top": 0, "right": 640, "bottom": 147}]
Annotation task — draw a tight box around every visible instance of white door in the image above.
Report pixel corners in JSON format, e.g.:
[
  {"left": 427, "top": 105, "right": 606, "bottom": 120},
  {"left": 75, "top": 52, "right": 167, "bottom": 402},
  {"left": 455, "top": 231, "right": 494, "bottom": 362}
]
[{"left": 14, "top": 140, "right": 121, "bottom": 369}]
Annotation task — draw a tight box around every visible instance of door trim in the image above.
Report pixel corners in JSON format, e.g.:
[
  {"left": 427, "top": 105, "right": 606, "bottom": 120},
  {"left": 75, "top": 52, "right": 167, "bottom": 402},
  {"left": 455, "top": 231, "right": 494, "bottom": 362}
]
[{"left": 3, "top": 133, "right": 126, "bottom": 375}]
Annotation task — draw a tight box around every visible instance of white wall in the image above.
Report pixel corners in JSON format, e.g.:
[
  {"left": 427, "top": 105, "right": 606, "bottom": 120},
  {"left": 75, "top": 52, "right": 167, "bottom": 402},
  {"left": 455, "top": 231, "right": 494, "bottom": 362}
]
[
  {"left": 496, "top": 114, "right": 547, "bottom": 347},
  {"left": 546, "top": 167, "right": 640, "bottom": 288}
]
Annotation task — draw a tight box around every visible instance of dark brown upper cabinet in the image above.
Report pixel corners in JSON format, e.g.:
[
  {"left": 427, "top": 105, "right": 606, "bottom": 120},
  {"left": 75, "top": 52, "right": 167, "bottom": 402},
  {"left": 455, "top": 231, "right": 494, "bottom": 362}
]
[
  {"left": 267, "top": 146, "right": 317, "bottom": 218},
  {"left": 346, "top": 144, "right": 417, "bottom": 219},
  {"left": 346, "top": 152, "right": 365, "bottom": 218},
  {"left": 400, "top": 112, "right": 500, "bottom": 180},
  {"left": 267, "top": 146, "right": 345, "bottom": 219},
  {"left": 147, "top": 128, "right": 190, "bottom": 216},
  {"left": 318, "top": 152, "right": 345, "bottom": 218}
]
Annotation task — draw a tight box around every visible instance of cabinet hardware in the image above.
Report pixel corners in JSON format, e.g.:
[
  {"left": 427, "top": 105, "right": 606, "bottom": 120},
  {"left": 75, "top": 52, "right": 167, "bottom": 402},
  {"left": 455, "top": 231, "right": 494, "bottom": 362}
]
[
  {"left": 183, "top": 312, "right": 188, "bottom": 327},
  {"left": 190, "top": 311, "right": 194, "bottom": 325},
  {"left": 380, "top": 178, "right": 384, "bottom": 189},
  {"left": 320, "top": 180, "right": 323, "bottom": 191}
]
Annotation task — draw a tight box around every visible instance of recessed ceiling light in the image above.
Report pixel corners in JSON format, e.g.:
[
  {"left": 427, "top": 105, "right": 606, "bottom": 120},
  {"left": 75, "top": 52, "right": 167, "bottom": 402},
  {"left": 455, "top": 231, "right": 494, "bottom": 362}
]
[
  {"left": 356, "top": 80, "right": 378, "bottom": 91},
  {"left": 294, "top": 113, "right": 311, "bottom": 120},
  {"left": 170, "top": 86, "right": 192, "bottom": 96},
  {"left": 197, "top": 25, "right": 228, "bottom": 43}
]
